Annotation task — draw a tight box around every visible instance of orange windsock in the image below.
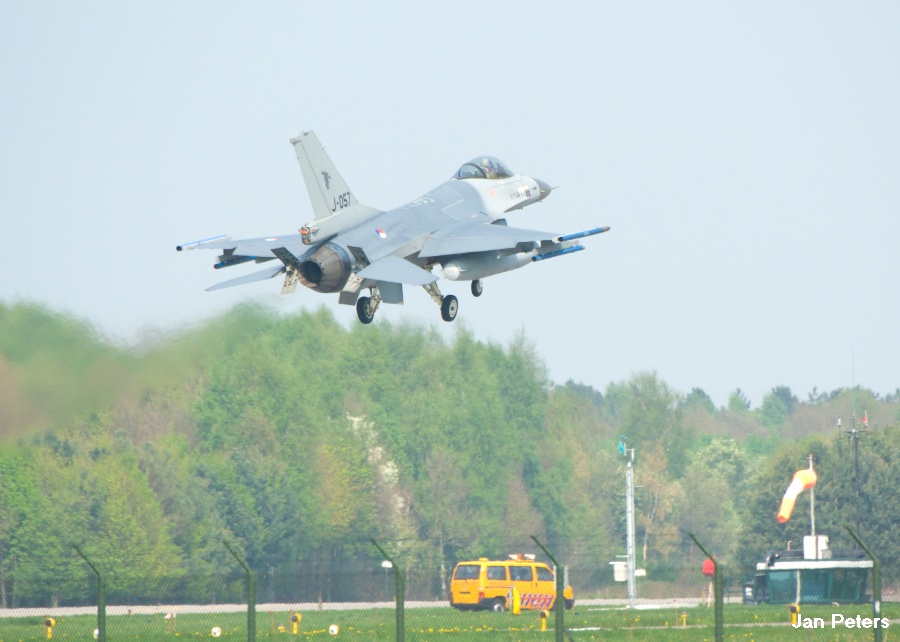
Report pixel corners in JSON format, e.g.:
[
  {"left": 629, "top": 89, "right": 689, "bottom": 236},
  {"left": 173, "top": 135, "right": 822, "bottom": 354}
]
[{"left": 777, "top": 468, "right": 817, "bottom": 523}]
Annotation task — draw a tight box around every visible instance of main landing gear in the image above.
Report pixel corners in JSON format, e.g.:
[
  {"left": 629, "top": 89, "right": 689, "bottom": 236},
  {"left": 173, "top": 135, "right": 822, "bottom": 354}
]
[
  {"left": 356, "top": 287, "right": 382, "bottom": 324},
  {"left": 441, "top": 295, "right": 459, "bottom": 322},
  {"left": 357, "top": 280, "right": 483, "bottom": 324},
  {"left": 423, "top": 282, "right": 458, "bottom": 322}
]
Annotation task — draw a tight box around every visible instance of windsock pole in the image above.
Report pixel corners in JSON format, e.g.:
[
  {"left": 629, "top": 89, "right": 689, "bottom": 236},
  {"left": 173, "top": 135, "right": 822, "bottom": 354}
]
[{"left": 807, "top": 454, "right": 816, "bottom": 555}]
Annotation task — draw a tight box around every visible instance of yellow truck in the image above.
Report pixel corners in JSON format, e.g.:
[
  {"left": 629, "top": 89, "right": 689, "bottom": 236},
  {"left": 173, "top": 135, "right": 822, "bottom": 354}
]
[{"left": 450, "top": 555, "right": 575, "bottom": 612}]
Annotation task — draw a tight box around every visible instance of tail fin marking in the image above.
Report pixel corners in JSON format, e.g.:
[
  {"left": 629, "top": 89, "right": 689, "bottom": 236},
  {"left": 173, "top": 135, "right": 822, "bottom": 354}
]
[{"left": 290, "top": 130, "right": 359, "bottom": 220}]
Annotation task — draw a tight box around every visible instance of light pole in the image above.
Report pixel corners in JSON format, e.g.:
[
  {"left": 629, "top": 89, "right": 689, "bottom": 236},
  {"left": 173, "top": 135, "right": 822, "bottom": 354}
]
[{"left": 619, "top": 436, "right": 636, "bottom": 608}]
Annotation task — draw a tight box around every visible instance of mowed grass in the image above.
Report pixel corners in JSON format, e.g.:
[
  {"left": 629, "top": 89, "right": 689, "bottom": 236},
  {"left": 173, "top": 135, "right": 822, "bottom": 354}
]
[{"left": 0, "top": 604, "right": 893, "bottom": 641}]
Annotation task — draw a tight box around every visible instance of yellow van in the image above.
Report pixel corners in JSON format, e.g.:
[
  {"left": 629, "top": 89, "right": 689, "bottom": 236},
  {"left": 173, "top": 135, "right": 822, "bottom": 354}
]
[{"left": 450, "top": 555, "right": 575, "bottom": 612}]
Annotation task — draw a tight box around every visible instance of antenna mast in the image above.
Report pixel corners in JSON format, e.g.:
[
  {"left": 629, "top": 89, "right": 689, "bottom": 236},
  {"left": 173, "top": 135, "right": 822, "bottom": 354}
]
[
  {"left": 840, "top": 413, "right": 868, "bottom": 535},
  {"left": 841, "top": 349, "right": 868, "bottom": 535}
]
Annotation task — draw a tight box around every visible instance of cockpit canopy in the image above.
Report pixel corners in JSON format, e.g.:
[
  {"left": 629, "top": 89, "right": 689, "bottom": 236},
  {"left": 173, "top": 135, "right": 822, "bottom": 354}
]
[{"left": 455, "top": 156, "right": 514, "bottom": 180}]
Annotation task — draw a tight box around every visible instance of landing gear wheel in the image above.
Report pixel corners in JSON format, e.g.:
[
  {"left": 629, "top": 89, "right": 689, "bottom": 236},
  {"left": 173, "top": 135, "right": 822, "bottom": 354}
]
[
  {"left": 440, "top": 294, "right": 459, "bottom": 322},
  {"left": 356, "top": 296, "right": 376, "bottom": 324},
  {"left": 471, "top": 279, "right": 483, "bottom": 297}
]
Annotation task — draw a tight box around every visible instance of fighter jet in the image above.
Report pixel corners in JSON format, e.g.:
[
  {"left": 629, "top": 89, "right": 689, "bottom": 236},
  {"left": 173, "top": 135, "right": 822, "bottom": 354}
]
[{"left": 177, "top": 131, "right": 610, "bottom": 324}]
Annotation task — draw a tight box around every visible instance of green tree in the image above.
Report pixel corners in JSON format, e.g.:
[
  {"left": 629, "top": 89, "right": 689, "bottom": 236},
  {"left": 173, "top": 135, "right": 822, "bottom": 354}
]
[
  {"left": 138, "top": 435, "right": 234, "bottom": 574},
  {"left": 0, "top": 449, "right": 37, "bottom": 606},
  {"left": 852, "top": 425, "right": 900, "bottom": 580},
  {"left": 760, "top": 392, "right": 789, "bottom": 430},
  {"left": 683, "top": 388, "right": 715, "bottom": 414},
  {"left": 693, "top": 437, "right": 749, "bottom": 489},
  {"left": 4, "top": 300, "right": 900, "bottom": 590},
  {"left": 606, "top": 373, "right": 690, "bottom": 477},
  {"left": 635, "top": 443, "right": 680, "bottom": 564},
  {"left": 771, "top": 386, "right": 798, "bottom": 414},
  {"left": 676, "top": 438, "right": 746, "bottom": 563},
  {"left": 728, "top": 388, "right": 751, "bottom": 413}
]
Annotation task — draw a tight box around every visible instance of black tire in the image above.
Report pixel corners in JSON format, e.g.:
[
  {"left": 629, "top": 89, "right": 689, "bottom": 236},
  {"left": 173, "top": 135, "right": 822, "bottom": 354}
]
[
  {"left": 440, "top": 294, "right": 459, "bottom": 322},
  {"left": 491, "top": 598, "right": 505, "bottom": 612},
  {"left": 356, "top": 296, "right": 375, "bottom": 324},
  {"left": 565, "top": 598, "right": 575, "bottom": 610},
  {"left": 471, "top": 279, "right": 483, "bottom": 297}
]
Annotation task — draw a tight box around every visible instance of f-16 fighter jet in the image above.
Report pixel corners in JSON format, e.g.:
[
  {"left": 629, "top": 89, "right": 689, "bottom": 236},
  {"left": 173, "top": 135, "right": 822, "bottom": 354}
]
[{"left": 177, "top": 131, "right": 610, "bottom": 324}]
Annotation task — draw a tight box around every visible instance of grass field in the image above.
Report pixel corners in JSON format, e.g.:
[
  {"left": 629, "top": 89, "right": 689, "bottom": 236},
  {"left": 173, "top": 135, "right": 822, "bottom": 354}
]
[{"left": 1, "top": 604, "right": 894, "bottom": 641}]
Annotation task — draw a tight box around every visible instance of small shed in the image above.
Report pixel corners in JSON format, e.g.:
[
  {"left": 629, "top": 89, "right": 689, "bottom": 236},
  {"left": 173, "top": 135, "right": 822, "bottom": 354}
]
[{"left": 748, "top": 554, "right": 872, "bottom": 604}]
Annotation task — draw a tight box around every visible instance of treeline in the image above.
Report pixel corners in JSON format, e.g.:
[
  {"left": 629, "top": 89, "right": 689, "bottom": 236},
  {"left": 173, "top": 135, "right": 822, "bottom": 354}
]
[{"left": 0, "top": 301, "right": 898, "bottom": 601}]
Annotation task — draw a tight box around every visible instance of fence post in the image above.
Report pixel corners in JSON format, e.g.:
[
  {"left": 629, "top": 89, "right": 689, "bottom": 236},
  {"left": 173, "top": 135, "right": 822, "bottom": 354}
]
[
  {"left": 845, "top": 526, "right": 882, "bottom": 642},
  {"left": 689, "top": 534, "right": 723, "bottom": 642},
  {"left": 73, "top": 546, "right": 105, "bottom": 642},
  {"left": 371, "top": 540, "right": 404, "bottom": 642},
  {"left": 223, "top": 541, "right": 256, "bottom": 642},
  {"left": 531, "top": 536, "right": 566, "bottom": 642}
]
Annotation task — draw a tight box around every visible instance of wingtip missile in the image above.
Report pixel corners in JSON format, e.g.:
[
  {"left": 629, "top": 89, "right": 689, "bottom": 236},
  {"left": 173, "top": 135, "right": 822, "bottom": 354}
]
[
  {"left": 176, "top": 234, "right": 231, "bottom": 252},
  {"left": 554, "top": 226, "right": 610, "bottom": 243}
]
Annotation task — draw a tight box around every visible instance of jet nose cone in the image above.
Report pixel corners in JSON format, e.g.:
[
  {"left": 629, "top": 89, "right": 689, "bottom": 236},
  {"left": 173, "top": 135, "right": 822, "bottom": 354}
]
[{"left": 535, "top": 178, "right": 552, "bottom": 201}]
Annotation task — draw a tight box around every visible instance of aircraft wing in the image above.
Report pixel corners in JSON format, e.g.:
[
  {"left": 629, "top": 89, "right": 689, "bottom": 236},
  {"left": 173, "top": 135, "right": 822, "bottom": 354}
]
[
  {"left": 177, "top": 234, "right": 306, "bottom": 259},
  {"left": 206, "top": 265, "right": 285, "bottom": 291},
  {"left": 177, "top": 233, "right": 306, "bottom": 291},
  {"left": 418, "top": 221, "right": 557, "bottom": 258}
]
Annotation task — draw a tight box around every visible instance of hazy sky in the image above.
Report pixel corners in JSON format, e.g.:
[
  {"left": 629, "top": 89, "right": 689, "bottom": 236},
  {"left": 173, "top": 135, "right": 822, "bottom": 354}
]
[{"left": 2, "top": 2, "right": 898, "bottom": 408}]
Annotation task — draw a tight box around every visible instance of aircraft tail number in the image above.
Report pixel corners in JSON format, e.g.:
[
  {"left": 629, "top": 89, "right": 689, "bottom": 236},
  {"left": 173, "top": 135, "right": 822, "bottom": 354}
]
[{"left": 290, "top": 130, "right": 359, "bottom": 220}]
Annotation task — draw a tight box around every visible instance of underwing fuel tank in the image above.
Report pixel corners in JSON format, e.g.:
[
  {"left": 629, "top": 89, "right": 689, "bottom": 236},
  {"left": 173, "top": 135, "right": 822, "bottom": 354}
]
[
  {"left": 296, "top": 243, "right": 353, "bottom": 293},
  {"left": 441, "top": 251, "right": 534, "bottom": 281}
]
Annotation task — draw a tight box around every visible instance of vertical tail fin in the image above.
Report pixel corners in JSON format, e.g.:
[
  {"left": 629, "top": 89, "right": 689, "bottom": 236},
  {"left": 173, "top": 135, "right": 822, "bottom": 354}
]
[{"left": 290, "top": 130, "right": 359, "bottom": 220}]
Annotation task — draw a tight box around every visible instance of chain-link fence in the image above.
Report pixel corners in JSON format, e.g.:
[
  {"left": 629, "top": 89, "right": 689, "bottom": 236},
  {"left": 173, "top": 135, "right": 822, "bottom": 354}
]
[{"left": 0, "top": 536, "right": 891, "bottom": 642}]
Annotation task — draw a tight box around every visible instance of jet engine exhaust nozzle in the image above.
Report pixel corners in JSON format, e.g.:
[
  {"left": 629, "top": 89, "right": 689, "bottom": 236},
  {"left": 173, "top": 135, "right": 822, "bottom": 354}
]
[{"left": 296, "top": 243, "right": 352, "bottom": 293}]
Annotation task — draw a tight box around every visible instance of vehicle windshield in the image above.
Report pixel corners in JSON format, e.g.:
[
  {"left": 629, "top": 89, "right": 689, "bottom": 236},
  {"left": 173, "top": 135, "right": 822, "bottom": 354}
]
[
  {"left": 455, "top": 156, "right": 513, "bottom": 180},
  {"left": 537, "top": 567, "right": 554, "bottom": 581}
]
